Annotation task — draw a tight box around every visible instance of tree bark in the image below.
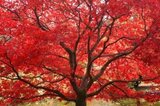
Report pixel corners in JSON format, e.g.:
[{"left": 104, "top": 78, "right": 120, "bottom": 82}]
[
  {"left": 75, "top": 96, "right": 86, "bottom": 106},
  {"left": 75, "top": 91, "right": 86, "bottom": 106}
]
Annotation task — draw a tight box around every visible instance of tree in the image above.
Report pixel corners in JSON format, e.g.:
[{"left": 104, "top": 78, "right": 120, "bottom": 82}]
[{"left": 0, "top": 0, "right": 160, "bottom": 106}]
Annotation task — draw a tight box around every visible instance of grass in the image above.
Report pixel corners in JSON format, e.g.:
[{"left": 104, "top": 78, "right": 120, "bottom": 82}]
[{"left": 18, "top": 98, "right": 160, "bottom": 106}]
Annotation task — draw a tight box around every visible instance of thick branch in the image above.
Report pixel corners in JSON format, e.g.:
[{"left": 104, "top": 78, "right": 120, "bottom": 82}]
[
  {"left": 59, "top": 42, "right": 79, "bottom": 94},
  {"left": 2, "top": 54, "right": 75, "bottom": 101},
  {"left": 87, "top": 75, "right": 160, "bottom": 97},
  {"left": 60, "top": 42, "right": 77, "bottom": 71}
]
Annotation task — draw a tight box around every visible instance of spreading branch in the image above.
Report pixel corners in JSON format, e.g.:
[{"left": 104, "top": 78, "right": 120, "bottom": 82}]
[
  {"left": 1, "top": 54, "right": 75, "bottom": 102},
  {"left": 87, "top": 75, "right": 160, "bottom": 97}
]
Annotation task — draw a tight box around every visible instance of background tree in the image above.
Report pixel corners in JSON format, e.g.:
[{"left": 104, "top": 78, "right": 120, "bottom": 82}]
[{"left": 0, "top": 0, "right": 160, "bottom": 106}]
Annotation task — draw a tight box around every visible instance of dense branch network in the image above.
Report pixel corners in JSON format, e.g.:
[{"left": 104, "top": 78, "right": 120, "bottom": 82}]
[{"left": 0, "top": 0, "right": 160, "bottom": 105}]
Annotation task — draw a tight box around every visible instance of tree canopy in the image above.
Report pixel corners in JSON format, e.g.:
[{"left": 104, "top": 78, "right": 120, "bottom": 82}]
[{"left": 0, "top": 0, "right": 160, "bottom": 106}]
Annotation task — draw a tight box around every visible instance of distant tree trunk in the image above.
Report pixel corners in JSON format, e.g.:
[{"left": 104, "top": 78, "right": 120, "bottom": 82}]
[{"left": 136, "top": 99, "right": 141, "bottom": 106}]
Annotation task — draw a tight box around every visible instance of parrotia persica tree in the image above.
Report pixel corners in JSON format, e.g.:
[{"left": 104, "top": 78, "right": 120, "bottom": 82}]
[{"left": 0, "top": 0, "right": 160, "bottom": 106}]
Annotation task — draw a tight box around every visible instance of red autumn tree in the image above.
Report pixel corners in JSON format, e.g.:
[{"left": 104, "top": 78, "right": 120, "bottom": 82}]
[{"left": 0, "top": 0, "right": 160, "bottom": 106}]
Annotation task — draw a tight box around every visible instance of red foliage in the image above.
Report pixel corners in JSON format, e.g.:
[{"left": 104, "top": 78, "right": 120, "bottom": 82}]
[{"left": 0, "top": 0, "right": 160, "bottom": 105}]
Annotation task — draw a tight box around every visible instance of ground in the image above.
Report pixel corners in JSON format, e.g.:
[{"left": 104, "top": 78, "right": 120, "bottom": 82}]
[{"left": 18, "top": 99, "right": 160, "bottom": 106}]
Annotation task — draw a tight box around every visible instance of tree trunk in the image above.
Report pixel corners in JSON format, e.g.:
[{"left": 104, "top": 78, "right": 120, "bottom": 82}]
[
  {"left": 136, "top": 99, "right": 141, "bottom": 106},
  {"left": 75, "top": 96, "right": 86, "bottom": 106}
]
